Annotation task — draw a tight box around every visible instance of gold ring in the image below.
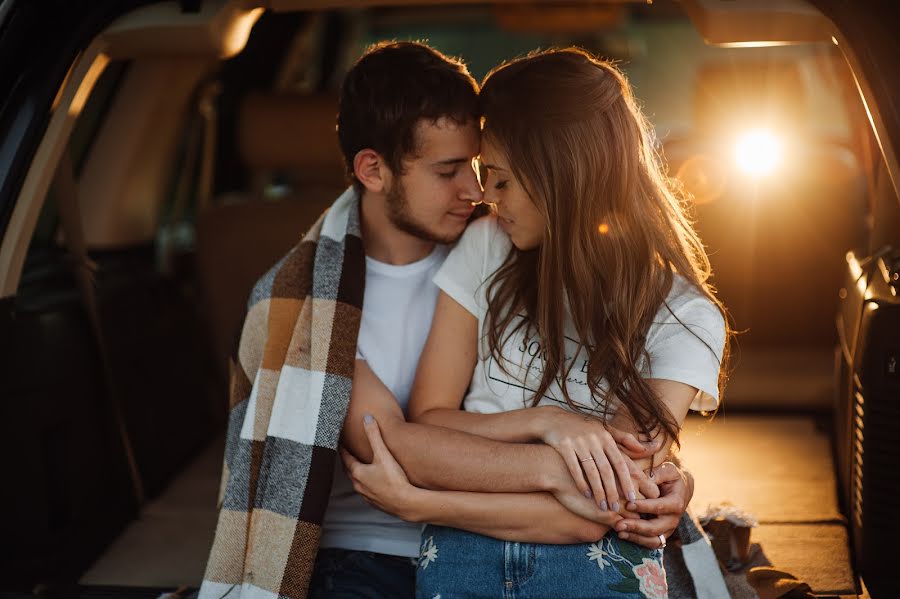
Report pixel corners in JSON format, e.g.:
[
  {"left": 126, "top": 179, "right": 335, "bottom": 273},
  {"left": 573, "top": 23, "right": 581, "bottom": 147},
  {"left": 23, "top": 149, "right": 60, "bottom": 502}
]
[{"left": 658, "top": 534, "right": 667, "bottom": 549}]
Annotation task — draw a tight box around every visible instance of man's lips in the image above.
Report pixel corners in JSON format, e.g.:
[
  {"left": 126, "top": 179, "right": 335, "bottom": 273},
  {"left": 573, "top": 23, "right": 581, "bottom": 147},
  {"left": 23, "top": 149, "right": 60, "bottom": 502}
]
[{"left": 448, "top": 209, "right": 475, "bottom": 219}]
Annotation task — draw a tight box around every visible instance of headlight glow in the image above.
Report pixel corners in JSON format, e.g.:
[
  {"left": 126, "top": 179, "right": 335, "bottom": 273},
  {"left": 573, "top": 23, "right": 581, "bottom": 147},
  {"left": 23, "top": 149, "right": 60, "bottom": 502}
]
[{"left": 734, "top": 129, "right": 782, "bottom": 177}]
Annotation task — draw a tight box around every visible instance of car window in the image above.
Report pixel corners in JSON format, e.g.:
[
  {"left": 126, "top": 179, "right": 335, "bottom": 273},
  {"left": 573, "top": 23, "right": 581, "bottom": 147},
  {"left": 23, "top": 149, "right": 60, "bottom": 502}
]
[{"left": 25, "top": 60, "right": 130, "bottom": 253}]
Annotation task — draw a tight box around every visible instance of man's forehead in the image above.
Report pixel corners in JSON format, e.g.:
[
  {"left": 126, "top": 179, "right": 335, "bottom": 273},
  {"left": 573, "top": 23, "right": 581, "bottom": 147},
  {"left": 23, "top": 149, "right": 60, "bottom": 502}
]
[{"left": 413, "top": 117, "right": 479, "bottom": 162}]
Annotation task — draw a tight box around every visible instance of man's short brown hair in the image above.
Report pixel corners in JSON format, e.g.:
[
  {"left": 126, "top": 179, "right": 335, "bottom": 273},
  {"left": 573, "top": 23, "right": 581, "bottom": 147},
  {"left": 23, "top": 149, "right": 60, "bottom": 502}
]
[{"left": 337, "top": 41, "right": 479, "bottom": 189}]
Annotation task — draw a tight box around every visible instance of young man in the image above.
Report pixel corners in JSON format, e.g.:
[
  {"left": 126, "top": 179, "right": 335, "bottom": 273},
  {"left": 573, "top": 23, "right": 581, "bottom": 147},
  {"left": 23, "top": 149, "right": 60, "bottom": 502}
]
[{"left": 200, "top": 41, "right": 694, "bottom": 599}]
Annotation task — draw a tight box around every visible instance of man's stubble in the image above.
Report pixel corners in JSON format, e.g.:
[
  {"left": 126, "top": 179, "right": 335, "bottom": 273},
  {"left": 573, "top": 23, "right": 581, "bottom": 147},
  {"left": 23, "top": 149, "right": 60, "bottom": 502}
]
[{"left": 385, "top": 179, "right": 461, "bottom": 246}]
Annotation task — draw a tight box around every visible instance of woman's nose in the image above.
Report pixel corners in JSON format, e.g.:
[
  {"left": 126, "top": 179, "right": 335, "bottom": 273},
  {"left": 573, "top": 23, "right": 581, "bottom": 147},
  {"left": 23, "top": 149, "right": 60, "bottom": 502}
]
[{"left": 460, "top": 165, "right": 484, "bottom": 203}]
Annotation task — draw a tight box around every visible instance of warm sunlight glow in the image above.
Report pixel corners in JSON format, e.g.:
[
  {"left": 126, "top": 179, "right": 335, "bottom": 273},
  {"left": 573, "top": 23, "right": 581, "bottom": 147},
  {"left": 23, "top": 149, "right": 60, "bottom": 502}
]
[
  {"left": 598, "top": 223, "right": 609, "bottom": 235},
  {"left": 734, "top": 129, "right": 782, "bottom": 177}
]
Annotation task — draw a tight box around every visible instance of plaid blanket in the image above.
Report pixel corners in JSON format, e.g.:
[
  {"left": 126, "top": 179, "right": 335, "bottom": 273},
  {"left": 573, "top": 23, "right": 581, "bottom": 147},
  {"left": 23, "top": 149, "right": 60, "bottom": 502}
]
[{"left": 199, "top": 187, "right": 365, "bottom": 598}]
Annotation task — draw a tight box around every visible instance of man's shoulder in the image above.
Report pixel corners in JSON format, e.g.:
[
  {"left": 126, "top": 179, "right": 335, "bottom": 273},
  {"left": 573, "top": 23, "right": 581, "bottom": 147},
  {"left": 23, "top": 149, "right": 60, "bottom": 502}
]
[{"left": 247, "top": 244, "right": 304, "bottom": 309}]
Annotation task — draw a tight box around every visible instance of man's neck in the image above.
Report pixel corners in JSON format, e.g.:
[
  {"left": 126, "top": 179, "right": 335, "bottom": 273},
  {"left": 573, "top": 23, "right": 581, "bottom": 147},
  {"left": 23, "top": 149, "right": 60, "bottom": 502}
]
[{"left": 360, "top": 190, "right": 436, "bottom": 265}]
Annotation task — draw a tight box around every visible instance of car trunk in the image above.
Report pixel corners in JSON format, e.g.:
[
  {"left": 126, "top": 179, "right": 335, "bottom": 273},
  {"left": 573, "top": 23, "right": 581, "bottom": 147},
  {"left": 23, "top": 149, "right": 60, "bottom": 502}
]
[{"left": 0, "top": 1, "right": 898, "bottom": 597}]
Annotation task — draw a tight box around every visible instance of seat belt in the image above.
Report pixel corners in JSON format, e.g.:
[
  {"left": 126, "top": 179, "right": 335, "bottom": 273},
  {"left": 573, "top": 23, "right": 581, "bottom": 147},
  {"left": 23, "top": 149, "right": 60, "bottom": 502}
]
[
  {"left": 196, "top": 81, "right": 220, "bottom": 215},
  {"left": 52, "top": 150, "right": 145, "bottom": 507},
  {"left": 169, "top": 80, "right": 220, "bottom": 224}
]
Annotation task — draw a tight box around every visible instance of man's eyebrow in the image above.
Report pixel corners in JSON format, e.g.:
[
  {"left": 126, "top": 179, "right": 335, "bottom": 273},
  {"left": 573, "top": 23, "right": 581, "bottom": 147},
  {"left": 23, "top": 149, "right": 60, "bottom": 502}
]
[{"left": 431, "top": 158, "right": 470, "bottom": 167}]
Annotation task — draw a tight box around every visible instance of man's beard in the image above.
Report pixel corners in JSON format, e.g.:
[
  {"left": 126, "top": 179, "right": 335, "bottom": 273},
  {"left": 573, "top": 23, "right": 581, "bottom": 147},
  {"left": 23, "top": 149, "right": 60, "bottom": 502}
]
[{"left": 386, "top": 180, "right": 460, "bottom": 245}]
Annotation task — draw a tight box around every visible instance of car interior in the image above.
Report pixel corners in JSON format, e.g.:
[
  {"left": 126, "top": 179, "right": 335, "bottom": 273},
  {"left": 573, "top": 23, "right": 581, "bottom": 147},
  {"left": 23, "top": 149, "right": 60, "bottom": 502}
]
[{"left": 0, "top": 0, "right": 897, "bottom": 597}]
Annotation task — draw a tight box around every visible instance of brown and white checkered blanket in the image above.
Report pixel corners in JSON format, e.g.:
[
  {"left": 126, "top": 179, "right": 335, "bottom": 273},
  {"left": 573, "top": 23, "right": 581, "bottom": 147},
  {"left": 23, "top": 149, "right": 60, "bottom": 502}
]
[{"left": 199, "top": 187, "right": 365, "bottom": 599}]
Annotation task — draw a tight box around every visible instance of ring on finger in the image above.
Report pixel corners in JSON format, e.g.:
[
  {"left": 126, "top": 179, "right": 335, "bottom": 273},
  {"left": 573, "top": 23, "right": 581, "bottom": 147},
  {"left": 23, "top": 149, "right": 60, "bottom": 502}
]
[
  {"left": 579, "top": 457, "right": 595, "bottom": 463},
  {"left": 657, "top": 534, "right": 666, "bottom": 549}
]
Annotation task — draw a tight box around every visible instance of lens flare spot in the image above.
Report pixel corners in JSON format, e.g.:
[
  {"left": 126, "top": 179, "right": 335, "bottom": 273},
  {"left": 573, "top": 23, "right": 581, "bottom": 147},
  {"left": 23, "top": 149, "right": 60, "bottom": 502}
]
[
  {"left": 676, "top": 155, "right": 727, "bottom": 205},
  {"left": 734, "top": 129, "right": 782, "bottom": 176},
  {"left": 598, "top": 223, "right": 610, "bottom": 235}
]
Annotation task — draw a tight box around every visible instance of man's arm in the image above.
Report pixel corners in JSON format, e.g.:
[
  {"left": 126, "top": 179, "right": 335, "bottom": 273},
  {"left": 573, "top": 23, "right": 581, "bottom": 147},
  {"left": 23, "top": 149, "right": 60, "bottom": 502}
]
[
  {"left": 342, "top": 361, "right": 694, "bottom": 549},
  {"left": 342, "top": 416, "right": 618, "bottom": 544},
  {"left": 342, "top": 359, "right": 604, "bottom": 522}
]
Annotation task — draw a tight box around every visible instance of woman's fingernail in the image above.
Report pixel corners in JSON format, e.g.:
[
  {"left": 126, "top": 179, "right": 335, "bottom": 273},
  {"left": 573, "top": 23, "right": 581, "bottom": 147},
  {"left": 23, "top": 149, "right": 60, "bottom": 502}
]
[
  {"left": 600, "top": 500, "right": 608, "bottom": 511},
  {"left": 363, "top": 414, "right": 374, "bottom": 425},
  {"left": 612, "top": 502, "right": 620, "bottom": 512},
  {"left": 627, "top": 491, "right": 637, "bottom": 502},
  {"left": 620, "top": 522, "right": 629, "bottom": 531},
  {"left": 584, "top": 490, "right": 592, "bottom": 499},
  {"left": 619, "top": 532, "right": 629, "bottom": 540}
]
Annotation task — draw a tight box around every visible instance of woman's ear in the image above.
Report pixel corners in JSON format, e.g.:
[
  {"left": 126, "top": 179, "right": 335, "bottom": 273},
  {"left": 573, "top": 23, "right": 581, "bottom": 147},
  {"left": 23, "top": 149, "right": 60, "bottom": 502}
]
[{"left": 353, "top": 149, "right": 390, "bottom": 194}]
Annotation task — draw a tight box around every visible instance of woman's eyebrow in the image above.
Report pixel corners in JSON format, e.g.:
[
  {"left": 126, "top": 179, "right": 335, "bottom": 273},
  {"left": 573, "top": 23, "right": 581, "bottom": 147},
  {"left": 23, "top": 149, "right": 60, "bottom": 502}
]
[{"left": 481, "top": 162, "right": 507, "bottom": 172}]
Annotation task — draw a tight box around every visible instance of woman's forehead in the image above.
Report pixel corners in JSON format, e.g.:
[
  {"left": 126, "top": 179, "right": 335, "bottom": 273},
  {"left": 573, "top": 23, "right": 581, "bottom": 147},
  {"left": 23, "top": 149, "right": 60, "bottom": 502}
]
[{"left": 477, "top": 139, "right": 508, "bottom": 170}]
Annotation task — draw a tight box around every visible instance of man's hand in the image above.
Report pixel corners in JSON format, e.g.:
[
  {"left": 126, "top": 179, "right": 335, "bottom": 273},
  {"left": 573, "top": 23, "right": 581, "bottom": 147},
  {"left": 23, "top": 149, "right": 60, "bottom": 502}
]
[
  {"left": 614, "top": 462, "right": 692, "bottom": 549},
  {"left": 340, "top": 414, "right": 423, "bottom": 520}
]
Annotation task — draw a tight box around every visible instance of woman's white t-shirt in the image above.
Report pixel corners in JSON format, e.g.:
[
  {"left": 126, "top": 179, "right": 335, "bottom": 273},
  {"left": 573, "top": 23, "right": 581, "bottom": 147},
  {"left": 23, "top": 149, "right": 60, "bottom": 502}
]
[{"left": 433, "top": 215, "right": 725, "bottom": 418}]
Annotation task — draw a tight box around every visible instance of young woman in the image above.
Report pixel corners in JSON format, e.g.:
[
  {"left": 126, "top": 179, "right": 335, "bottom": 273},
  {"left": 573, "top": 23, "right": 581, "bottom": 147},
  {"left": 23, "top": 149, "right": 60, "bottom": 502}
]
[{"left": 348, "top": 48, "right": 729, "bottom": 599}]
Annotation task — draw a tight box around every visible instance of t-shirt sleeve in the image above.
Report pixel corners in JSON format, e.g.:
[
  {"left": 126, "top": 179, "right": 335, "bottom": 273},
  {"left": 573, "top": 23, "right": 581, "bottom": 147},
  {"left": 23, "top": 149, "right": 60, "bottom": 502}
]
[
  {"left": 433, "top": 216, "right": 497, "bottom": 318},
  {"left": 644, "top": 293, "right": 726, "bottom": 412}
]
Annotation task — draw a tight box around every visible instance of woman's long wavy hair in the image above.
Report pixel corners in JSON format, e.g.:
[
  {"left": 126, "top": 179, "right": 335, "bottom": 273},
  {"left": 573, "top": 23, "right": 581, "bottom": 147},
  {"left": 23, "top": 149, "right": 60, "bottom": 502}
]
[{"left": 480, "top": 48, "right": 731, "bottom": 445}]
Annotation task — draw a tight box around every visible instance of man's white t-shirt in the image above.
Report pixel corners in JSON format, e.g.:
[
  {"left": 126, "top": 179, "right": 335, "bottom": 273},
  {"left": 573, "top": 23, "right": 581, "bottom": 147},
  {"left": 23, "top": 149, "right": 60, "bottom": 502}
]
[
  {"left": 433, "top": 215, "right": 725, "bottom": 418},
  {"left": 320, "top": 245, "right": 449, "bottom": 558}
]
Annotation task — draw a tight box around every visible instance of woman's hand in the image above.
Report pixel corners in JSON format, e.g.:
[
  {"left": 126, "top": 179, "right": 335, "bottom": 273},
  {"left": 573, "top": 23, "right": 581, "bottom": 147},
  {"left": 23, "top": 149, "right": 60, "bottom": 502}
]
[
  {"left": 340, "top": 414, "right": 423, "bottom": 521},
  {"left": 537, "top": 406, "right": 661, "bottom": 512}
]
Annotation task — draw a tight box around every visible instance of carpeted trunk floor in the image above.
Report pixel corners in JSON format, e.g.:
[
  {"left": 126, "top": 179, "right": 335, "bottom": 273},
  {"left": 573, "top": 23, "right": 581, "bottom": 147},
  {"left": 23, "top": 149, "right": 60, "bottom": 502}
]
[
  {"left": 82, "top": 415, "right": 856, "bottom": 596},
  {"left": 680, "top": 414, "right": 855, "bottom": 596}
]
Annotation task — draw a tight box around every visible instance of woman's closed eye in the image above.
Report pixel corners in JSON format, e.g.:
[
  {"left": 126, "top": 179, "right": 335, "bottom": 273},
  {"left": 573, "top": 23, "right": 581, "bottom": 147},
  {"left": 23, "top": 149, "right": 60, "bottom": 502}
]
[{"left": 494, "top": 180, "right": 508, "bottom": 190}]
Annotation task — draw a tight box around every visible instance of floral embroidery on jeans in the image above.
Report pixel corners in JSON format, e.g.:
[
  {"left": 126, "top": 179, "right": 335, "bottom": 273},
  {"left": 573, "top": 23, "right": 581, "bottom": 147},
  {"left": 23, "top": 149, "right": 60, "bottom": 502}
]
[
  {"left": 419, "top": 536, "right": 439, "bottom": 569},
  {"left": 586, "top": 542, "right": 611, "bottom": 570},
  {"left": 587, "top": 537, "right": 667, "bottom": 597},
  {"left": 632, "top": 557, "right": 668, "bottom": 598}
]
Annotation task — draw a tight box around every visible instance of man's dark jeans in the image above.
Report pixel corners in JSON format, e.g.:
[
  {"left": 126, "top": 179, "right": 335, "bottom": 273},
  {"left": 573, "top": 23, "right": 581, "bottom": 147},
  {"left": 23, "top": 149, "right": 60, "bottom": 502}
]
[{"left": 308, "top": 548, "right": 417, "bottom": 598}]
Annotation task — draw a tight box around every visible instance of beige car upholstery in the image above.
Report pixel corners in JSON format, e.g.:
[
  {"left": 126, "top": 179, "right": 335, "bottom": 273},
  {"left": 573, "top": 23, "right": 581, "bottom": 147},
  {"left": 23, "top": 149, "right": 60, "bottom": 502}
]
[{"left": 195, "top": 92, "right": 347, "bottom": 371}]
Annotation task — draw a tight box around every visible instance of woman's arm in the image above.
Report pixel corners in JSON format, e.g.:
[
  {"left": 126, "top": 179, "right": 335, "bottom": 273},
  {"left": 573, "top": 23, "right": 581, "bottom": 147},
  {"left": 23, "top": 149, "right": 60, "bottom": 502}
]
[
  {"left": 342, "top": 416, "right": 619, "bottom": 544},
  {"left": 407, "top": 291, "right": 659, "bottom": 508},
  {"left": 407, "top": 290, "right": 540, "bottom": 441},
  {"left": 341, "top": 359, "right": 613, "bottom": 524},
  {"left": 609, "top": 379, "right": 698, "bottom": 472}
]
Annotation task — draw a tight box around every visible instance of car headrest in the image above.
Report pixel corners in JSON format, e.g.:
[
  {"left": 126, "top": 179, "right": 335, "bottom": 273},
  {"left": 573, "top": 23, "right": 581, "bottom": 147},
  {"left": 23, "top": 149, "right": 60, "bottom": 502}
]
[{"left": 237, "top": 91, "right": 347, "bottom": 183}]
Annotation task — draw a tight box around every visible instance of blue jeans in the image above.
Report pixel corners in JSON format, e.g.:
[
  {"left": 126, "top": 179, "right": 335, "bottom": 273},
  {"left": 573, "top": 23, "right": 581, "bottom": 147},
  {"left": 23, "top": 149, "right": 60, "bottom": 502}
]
[
  {"left": 308, "top": 548, "right": 416, "bottom": 598},
  {"left": 415, "top": 525, "right": 668, "bottom": 599}
]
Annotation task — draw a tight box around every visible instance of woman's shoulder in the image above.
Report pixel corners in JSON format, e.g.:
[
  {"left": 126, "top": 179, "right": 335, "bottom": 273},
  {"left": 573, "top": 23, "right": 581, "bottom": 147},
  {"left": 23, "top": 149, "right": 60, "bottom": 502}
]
[
  {"left": 656, "top": 275, "right": 725, "bottom": 332},
  {"left": 456, "top": 213, "right": 510, "bottom": 257},
  {"left": 464, "top": 212, "right": 503, "bottom": 237}
]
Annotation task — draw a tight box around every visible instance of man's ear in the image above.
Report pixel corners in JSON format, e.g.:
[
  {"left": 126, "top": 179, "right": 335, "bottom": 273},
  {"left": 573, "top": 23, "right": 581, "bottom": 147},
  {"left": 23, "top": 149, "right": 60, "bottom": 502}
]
[{"left": 353, "top": 149, "right": 391, "bottom": 194}]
